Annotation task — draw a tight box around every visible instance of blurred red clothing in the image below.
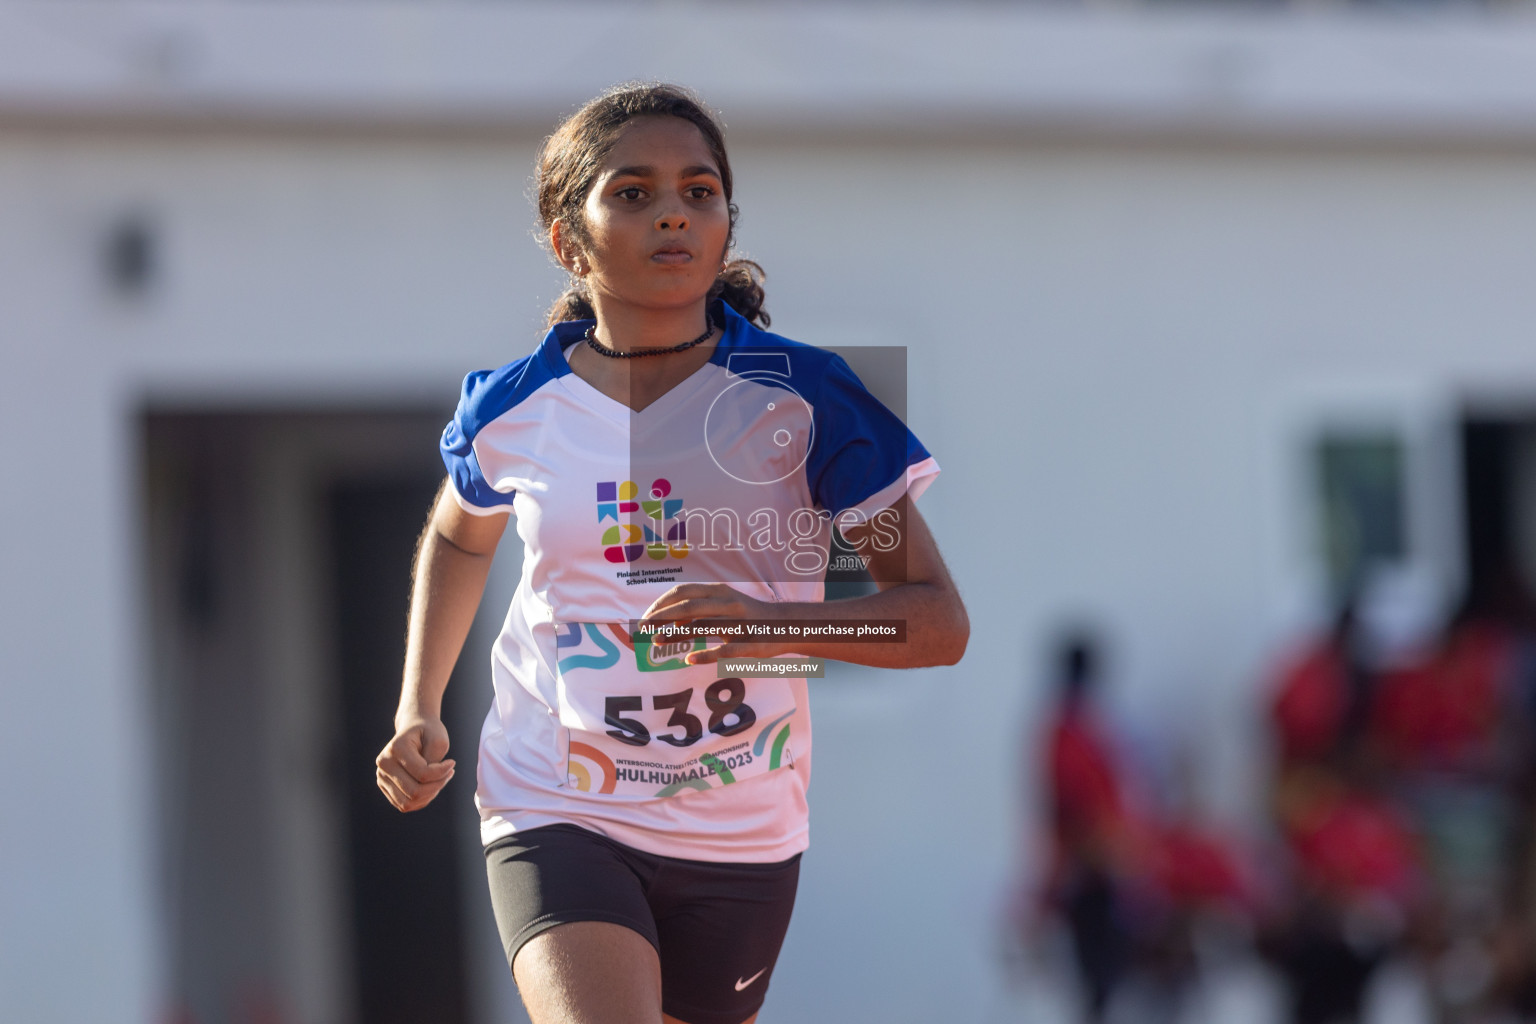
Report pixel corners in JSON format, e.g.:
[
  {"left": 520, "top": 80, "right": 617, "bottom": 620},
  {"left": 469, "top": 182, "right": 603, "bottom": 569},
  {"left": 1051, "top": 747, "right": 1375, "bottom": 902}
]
[
  {"left": 1047, "top": 701, "right": 1251, "bottom": 910},
  {"left": 1289, "top": 790, "right": 1420, "bottom": 903},
  {"left": 1049, "top": 699, "right": 1127, "bottom": 849},
  {"left": 1373, "top": 623, "right": 1511, "bottom": 770},
  {"left": 1271, "top": 641, "right": 1354, "bottom": 764},
  {"left": 1152, "top": 822, "right": 1250, "bottom": 908}
]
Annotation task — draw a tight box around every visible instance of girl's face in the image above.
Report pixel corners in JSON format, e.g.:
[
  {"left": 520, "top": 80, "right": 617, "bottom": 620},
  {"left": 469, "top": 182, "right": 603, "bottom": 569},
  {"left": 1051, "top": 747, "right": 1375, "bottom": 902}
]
[{"left": 565, "top": 115, "right": 731, "bottom": 317}]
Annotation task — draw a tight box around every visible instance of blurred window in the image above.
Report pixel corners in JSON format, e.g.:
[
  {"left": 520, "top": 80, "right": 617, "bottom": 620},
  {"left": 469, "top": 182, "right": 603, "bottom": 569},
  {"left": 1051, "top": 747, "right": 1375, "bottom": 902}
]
[{"left": 1316, "top": 433, "right": 1407, "bottom": 596}]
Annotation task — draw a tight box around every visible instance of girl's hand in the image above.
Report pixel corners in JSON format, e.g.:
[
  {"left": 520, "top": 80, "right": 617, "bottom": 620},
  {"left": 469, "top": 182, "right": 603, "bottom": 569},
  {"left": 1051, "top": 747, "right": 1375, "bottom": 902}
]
[
  {"left": 639, "top": 582, "right": 791, "bottom": 666},
  {"left": 376, "top": 716, "right": 456, "bottom": 812}
]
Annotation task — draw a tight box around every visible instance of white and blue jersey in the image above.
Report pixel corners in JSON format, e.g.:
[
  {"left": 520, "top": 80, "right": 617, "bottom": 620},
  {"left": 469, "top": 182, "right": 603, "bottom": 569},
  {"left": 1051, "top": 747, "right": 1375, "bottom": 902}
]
[{"left": 442, "top": 301, "right": 938, "bottom": 861}]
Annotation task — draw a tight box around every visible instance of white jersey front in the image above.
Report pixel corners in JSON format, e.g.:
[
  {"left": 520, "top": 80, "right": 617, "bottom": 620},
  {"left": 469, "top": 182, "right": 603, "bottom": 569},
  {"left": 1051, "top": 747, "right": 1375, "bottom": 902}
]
[{"left": 442, "top": 302, "right": 939, "bottom": 862}]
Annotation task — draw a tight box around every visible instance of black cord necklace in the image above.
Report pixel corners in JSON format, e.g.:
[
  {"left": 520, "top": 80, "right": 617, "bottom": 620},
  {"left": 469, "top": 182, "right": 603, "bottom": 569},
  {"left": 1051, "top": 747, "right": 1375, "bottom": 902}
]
[{"left": 584, "top": 314, "right": 716, "bottom": 359}]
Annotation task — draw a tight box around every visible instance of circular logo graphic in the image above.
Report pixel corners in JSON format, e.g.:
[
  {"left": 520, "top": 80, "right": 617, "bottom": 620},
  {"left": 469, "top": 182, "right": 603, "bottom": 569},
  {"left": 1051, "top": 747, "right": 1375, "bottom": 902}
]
[
  {"left": 703, "top": 379, "right": 814, "bottom": 486},
  {"left": 568, "top": 741, "right": 617, "bottom": 794}
]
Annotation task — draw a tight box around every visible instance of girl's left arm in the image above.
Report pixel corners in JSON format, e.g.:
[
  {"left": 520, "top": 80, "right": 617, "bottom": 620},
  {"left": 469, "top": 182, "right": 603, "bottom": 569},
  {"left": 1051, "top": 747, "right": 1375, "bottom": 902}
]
[{"left": 640, "top": 496, "right": 969, "bottom": 669}]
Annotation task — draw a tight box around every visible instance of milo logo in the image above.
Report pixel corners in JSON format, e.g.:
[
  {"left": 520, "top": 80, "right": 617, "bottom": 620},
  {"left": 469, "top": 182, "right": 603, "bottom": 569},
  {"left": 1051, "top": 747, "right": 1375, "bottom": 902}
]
[{"left": 635, "top": 636, "right": 705, "bottom": 672}]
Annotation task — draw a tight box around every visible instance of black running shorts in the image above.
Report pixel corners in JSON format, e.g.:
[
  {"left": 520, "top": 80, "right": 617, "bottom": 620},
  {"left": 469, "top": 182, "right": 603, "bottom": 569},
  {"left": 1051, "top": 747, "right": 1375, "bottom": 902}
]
[{"left": 484, "top": 824, "right": 800, "bottom": 1024}]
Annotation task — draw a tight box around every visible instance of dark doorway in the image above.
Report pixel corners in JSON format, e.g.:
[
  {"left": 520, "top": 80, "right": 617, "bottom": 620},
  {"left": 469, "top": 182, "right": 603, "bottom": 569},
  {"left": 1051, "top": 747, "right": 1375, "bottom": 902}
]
[
  {"left": 143, "top": 408, "right": 481, "bottom": 1024},
  {"left": 1460, "top": 416, "right": 1536, "bottom": 624},
  {"left": 330, "top": 476, "right": 469, "bottom": 1024}
]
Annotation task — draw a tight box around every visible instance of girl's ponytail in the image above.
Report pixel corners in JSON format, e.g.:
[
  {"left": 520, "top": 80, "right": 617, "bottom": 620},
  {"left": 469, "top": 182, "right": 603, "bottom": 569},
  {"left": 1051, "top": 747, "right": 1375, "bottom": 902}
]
[
  {"left": 709, "top": 258, "right": 769, "bottom": 328},
  {"left": 545, "top": 282, "right": 595, "bottom": 328}
]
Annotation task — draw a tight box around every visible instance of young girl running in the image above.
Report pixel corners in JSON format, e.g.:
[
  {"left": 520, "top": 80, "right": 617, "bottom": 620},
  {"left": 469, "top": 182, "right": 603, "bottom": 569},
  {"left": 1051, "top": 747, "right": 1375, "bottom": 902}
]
[{"left": 375, "top": 83, "right": 969, "bottom": 1024}]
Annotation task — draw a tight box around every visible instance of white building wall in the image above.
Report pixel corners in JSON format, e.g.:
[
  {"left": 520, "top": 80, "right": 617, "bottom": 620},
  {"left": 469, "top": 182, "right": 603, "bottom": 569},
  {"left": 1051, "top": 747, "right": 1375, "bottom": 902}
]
[{"left": 7, "top": 2, "right": 1536, "bottom": 1021}]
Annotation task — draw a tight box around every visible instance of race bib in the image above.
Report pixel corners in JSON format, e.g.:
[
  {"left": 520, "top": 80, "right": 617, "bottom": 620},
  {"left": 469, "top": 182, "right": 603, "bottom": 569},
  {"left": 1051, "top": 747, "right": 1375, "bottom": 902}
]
[{"left": 554, "top": 622, "right": 798, "bottom": 799}]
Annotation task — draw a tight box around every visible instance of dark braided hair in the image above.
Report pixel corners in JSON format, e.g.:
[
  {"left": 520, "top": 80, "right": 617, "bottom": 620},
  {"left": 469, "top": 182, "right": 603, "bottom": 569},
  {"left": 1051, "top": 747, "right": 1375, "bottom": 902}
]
[{"left": 536, "top": 82, "right": 769, "bottom": 329}]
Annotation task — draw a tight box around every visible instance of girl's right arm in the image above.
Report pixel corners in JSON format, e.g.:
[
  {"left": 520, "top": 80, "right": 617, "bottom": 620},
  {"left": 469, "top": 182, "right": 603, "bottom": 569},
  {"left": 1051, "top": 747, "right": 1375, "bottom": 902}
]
[{"left": 375, "top": 479, "right": 509, "bottom": 813}]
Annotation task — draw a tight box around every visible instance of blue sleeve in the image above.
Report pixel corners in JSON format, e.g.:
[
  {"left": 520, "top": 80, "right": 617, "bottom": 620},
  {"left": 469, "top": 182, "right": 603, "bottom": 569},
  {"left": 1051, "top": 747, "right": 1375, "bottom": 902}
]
[
  {"left": 805, "top": 354, "right": 935, "bottom": 518},
  {"left": 440, "top": 367, "right": 517, "bottom": 513}
]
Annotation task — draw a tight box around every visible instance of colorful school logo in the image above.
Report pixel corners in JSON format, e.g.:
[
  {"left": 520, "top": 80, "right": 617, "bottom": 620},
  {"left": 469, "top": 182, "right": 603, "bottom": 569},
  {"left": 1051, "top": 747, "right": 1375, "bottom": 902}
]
[{"left": 598, "top": 478, "right": 689, "bottom": 563}]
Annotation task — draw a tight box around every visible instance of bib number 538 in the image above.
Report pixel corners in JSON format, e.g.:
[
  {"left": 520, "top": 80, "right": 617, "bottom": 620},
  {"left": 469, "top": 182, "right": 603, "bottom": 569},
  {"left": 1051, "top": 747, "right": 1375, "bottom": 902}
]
[{"left": 603, "top": 679, "right": 757, "bottom": 748}]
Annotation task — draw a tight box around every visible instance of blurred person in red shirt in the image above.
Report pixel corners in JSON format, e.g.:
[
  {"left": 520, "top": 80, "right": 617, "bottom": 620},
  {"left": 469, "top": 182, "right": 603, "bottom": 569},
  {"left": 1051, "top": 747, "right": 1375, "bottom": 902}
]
[
  {"left": 1368, "top": 590, "right": 1536, "bottom": 1021},
  {"left": 1372, "top": 607, "right": 1515, "bottom": 779},
  {"left": 1270, "top": 600, "right": 1376, "bottom": 775},
  {"left": 1043, "top": 632, "right": 1135, "bottom": 1021},
  {"left": 1040, "top": 631, "right": 1251, "bottom": 1023},
  {"left": 1263, "top": 595, "right": 1428, "bottom": 1024}
]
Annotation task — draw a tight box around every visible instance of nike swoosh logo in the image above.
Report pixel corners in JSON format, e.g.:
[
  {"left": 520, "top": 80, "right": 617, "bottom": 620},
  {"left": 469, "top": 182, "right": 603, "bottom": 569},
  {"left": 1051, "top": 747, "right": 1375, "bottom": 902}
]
[{"left": 735, "top": 967, "right": 767, "bottom": 992}]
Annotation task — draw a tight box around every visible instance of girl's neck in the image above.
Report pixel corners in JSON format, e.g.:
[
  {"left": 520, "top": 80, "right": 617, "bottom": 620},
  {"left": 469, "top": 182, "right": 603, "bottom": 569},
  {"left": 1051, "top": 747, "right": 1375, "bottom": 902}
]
[
  {"left": 564, "top": 296, "right": 721, "bottom": 413},
  {"left": 587, "top": 297, "right": 713, "bottom": 353}
]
